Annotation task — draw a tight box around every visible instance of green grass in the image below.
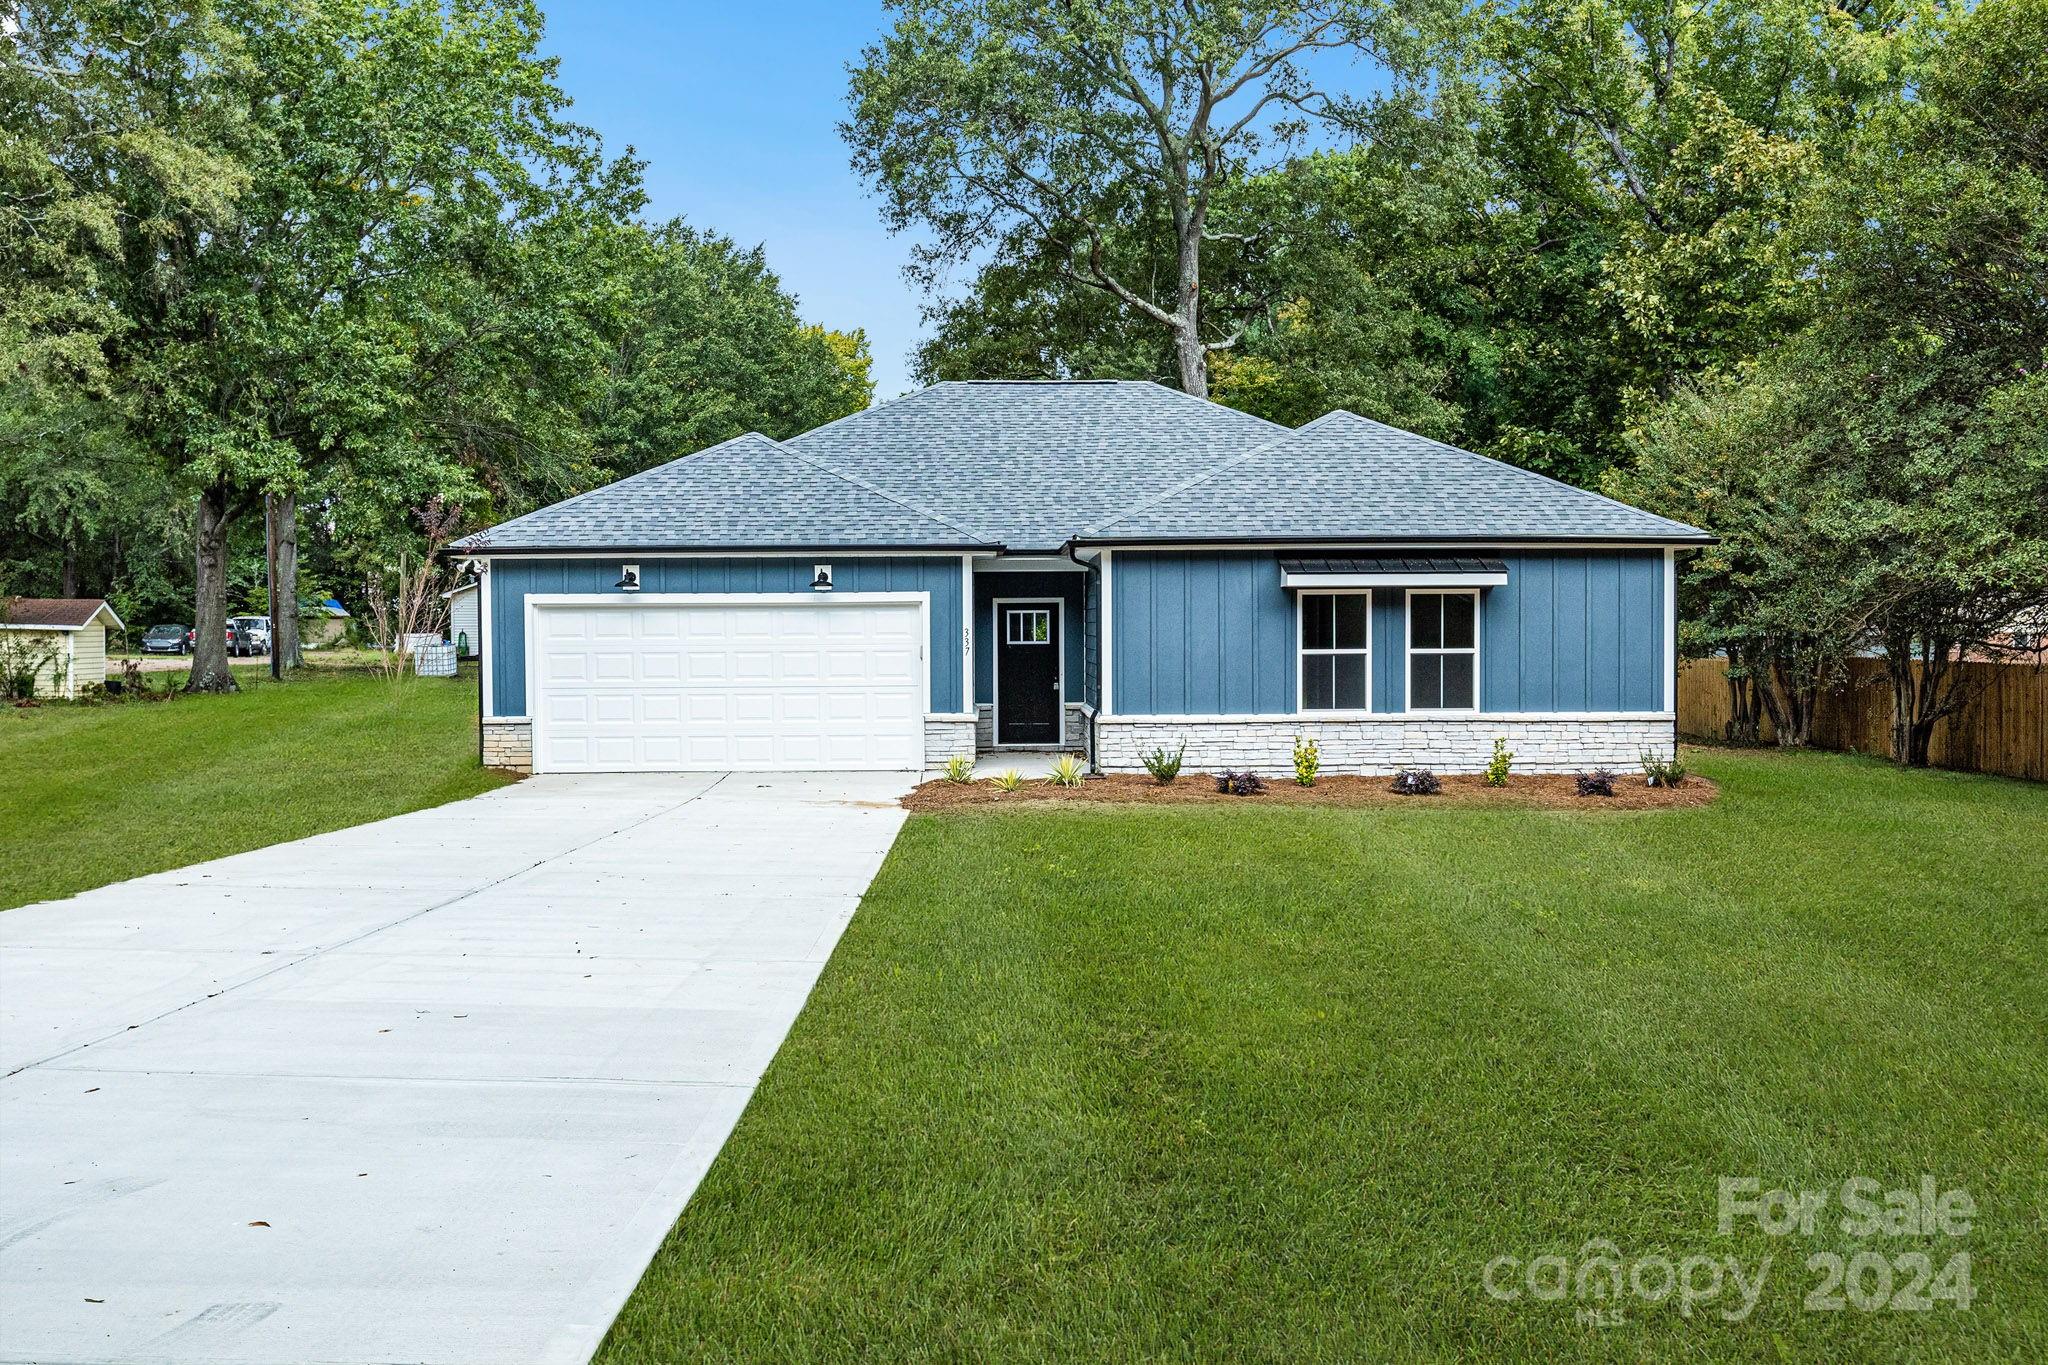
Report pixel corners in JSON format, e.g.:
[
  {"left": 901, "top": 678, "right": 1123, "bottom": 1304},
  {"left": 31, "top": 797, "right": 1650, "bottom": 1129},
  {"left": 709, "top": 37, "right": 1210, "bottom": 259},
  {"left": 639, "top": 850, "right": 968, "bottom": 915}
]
[
  {"left": 600, "top": 749, "right": 2047, "bottom": 1362},
  {"left": 0, "top": 666, "right": 510, "bottom": 909}
]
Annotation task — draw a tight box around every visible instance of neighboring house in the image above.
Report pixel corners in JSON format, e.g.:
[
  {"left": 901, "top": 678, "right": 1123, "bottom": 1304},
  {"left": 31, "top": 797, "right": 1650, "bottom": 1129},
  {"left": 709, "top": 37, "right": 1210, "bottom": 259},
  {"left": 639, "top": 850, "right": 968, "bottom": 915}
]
[
  {"left": 300, "top": 598, "right": 352, "bottom": 648},
  {"left": 453, "top": 382, "right": 1710, "bottom": 775},
  {"left": 442, "top": 582, "right": 480, "bottom": 656},
  {"left": 0, "top": 598, "right": 125, "bottom": 699}
]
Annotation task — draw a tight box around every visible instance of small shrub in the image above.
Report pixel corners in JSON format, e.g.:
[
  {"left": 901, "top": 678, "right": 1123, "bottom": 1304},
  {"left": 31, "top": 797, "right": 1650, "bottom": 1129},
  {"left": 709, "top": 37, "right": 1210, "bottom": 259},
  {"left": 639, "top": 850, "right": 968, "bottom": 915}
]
[
  {"left": 1048, "top": 754, "right": 1087, "bottom": 788},
  {"left": 1141, "top": 740, "right": 1186, "bottom": 784},
  {"left": 941, "top": 754, "right": 975, "bottom": 784},
  {"left": 1484, "top": 737, "right": 1513, "bottom": 787},
  {"left": 990, "top": 768, "right": 1025, "bottom": 793},
  {"left": 1292, "top": 734, "right": 1320, "bottom": 787},
  {"left": 1214, "top": 769, "right": 1266, "bottom": 796},
  {"left": 1575, "top": 768, "right": 1617, "bottom": 797},
  {"left": 1388, "top": 768, "right": 1441, "bottom": 796},
  {"left": 1641, "top": 750, "right": 1688, "bottom": 788}
]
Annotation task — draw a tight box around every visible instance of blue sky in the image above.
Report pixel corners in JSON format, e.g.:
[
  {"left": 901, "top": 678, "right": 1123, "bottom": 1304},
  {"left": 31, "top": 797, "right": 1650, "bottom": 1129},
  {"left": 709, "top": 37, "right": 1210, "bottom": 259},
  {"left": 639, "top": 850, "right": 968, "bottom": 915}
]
[{"left": 541, "top": 5, "right": 1393, "bottom": 400}]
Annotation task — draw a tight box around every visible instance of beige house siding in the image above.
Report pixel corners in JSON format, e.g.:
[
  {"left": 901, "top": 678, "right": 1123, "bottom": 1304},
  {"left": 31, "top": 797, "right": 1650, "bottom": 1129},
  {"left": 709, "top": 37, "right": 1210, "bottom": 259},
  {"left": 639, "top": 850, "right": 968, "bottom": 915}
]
[
  {"left": 5, "top": 630, "right": 75, "bottom": 699},
  {"left": 70, "top": 624, "right": 108, "bottom": 695}
]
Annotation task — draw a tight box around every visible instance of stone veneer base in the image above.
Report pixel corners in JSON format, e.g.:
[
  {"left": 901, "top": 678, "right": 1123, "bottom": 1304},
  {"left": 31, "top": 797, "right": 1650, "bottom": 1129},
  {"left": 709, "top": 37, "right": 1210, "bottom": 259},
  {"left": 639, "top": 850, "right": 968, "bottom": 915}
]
[
  {"left": 487, "top": 717, "right": 977, "bottom": 775},
  {"left": 482, "top": 711, "right": 1636, "bottom": 779},
  {"left": 1094, "top": 715, "right": 1675, "bottom": 778},
  {"left": 924, "top": 716, "right": 978, "bottom": 768},
  {"left": 481, "top": 719, "right": 534, "bottom": 772}
]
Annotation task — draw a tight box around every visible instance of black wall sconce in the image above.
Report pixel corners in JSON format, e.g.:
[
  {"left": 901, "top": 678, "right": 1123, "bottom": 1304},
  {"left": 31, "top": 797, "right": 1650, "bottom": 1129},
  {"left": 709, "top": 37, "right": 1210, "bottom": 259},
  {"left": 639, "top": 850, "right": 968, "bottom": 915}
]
[
  {"left": 811, "top": 563, "right": 833, "bottom": 591},
  {"left": 617, "top": 563, "right": 641, "bottom": 591}
]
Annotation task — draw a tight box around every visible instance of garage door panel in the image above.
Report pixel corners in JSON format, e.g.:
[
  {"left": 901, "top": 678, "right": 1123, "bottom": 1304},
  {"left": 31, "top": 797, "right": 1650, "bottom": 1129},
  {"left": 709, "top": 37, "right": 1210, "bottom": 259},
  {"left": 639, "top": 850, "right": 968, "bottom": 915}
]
[
  {"left": 541, "top": 651, "right": 590, "bottom": 684},
  {"left": 533, "top": 600, "right": 924, "bottom": 773}
]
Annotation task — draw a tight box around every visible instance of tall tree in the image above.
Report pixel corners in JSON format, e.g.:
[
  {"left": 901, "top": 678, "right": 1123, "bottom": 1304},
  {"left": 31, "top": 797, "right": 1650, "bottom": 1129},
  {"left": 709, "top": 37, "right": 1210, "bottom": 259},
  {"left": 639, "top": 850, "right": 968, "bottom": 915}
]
[
  {"left": 1612, "top": 362, "right": 1867, "bottom": 746},
  {"left": 587, "top": 221, "right": 873, "bottom": 477},
  {"left": 846, "top": 0, "right": 1436, "bottom": 397},
  {"left": 12, "top": 0, "right": 270, "bottom": 688},
  {"left": 1618, "top": 0, "right": 2048, "bottom": 765},
  {"left": 18, "top": 0, "right": 640, "bottom": 689},
  {"left": 1796, "top": 0, "right": 2048, "bottom": 763},
  {"left": 1483, "top": 0, "right": 1932, "bottom": 406}
]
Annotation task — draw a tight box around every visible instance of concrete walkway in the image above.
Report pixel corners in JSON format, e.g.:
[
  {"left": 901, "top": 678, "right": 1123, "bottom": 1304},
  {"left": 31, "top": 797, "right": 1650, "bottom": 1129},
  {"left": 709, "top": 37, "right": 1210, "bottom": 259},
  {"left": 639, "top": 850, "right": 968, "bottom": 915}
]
[{"left": 0, "top": 771, "right": 910, "bottom": 1365}]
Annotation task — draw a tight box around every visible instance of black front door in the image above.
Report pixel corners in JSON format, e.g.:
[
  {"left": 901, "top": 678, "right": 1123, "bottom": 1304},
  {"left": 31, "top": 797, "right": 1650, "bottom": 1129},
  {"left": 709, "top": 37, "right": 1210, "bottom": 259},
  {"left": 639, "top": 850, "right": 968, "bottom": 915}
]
[{"left": 995, "top": 601, "right": 1062, "bottom": 745}]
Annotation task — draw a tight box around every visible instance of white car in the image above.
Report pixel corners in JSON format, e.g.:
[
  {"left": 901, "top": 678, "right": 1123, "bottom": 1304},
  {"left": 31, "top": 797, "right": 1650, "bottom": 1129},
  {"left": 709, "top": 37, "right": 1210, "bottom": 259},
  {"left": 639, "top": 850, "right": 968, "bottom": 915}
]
[{"left": 229, "top": 615, "right": 272, "bottom": 656}]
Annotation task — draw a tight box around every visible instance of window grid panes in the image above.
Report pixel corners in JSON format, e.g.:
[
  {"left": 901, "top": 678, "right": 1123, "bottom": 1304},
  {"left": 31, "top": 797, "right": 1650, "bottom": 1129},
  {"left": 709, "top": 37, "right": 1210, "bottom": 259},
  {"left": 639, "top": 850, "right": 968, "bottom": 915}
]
[
  {"left": 1408, "top": 591, "right": 1477, "bottom": 710},
  {"left": 1300, "top": 593, "right": 1370, "bottom": 711},
  {"left": 1005, "top": 608, "right": 1051, "bottom": 645}
]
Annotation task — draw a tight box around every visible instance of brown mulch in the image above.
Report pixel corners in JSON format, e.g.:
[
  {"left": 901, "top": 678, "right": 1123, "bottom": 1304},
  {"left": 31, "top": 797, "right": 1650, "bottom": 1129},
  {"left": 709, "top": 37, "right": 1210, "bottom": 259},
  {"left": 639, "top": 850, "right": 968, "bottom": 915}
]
[{"left": 903, "top": 771, "right": 1719, "bottom": 812}]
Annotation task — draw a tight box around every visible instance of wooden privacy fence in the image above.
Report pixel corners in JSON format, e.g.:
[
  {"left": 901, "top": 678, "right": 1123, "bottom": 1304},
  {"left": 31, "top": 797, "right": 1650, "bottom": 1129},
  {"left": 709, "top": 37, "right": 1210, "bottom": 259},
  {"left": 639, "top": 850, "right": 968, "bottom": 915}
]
[{"left": 1678, "top": 657, "right": 2048, "bottom": 783}]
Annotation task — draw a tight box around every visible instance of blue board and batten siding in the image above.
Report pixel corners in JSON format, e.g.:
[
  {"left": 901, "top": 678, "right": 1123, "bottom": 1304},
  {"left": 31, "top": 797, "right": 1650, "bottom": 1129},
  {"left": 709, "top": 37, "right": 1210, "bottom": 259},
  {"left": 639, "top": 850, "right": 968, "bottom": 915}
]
[
  {"left": 1482, "top": 551, "right": 1665, "bottom": 712},
  {"left": 485, "top": 556, "right": 966, "bottom": 718},
  {"left": 1108, "top": 549, "right": 1666, "bottom": 716}
]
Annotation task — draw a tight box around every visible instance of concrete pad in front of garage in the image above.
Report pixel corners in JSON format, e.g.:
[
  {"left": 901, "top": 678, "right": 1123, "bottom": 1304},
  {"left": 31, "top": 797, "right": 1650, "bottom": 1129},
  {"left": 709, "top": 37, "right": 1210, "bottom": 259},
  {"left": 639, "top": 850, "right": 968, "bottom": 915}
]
[{"left": 0, "top": 770, "right": 910, "bottom": 1365}]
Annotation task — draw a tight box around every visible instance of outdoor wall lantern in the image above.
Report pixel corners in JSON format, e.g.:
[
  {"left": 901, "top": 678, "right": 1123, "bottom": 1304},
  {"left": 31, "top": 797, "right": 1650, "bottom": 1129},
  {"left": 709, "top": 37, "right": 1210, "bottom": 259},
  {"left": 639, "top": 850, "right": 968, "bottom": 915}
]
[
  {"left": 811, "top": 563, "right": 834, "bottom": 591},
  {"left": 617, "top": 564, "right": 641, "bottom": 591}
]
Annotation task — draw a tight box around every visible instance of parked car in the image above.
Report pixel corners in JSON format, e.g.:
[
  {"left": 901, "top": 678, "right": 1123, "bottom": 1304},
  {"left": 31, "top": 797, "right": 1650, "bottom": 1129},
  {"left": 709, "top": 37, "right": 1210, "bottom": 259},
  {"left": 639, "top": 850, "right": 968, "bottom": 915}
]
[
  {"left": 229, "top": 615, "right": 271, "bottom": 656},
  {"left": 141, "top": 624, "right": 190, "bottom": 655}
]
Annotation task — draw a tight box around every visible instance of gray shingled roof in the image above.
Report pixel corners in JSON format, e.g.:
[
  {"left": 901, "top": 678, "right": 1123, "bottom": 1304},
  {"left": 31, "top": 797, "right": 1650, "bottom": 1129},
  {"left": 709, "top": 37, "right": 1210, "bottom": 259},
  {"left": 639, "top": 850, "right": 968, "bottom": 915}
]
[
  {"left": 1083, "top": 411, "right": 1711, "bottom": 544},
  {"left": 787, "top": 380, "right": 1284, "bottom": 550},
  {"left": 457, "top": 383, "right": 1707, "bottom": 553},
  {"left": 455, "top": 432, "right": 991, "bottom": 551}
]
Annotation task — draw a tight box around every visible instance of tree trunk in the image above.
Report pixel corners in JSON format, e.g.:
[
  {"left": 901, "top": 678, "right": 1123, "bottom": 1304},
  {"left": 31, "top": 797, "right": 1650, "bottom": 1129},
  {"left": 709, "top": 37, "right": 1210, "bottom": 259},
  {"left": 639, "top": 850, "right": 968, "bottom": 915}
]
[
  {"left": 1766, "top": 655, "right": 1817, "bottom": 748},
  {"left": 60, "top": 546, "right": 78, "bottom": 597},
  {"left": 186, "top": 486, "right": 238, "bottom": 694},
  {"left": 1174, "top": 223, "right": 1207, "bottom": 397},
  {"left": 272, "top": 492, "right": 303, "bottom": 671},
  {"left": 1723, "top": 651, "right": 1763, "bottom": 744},
  {"left": 1173, "top": 317, "right": 1208, "bottom": 398},
  {"left": 1884, "top": 635, "right": 1954, "bottom": 767}
]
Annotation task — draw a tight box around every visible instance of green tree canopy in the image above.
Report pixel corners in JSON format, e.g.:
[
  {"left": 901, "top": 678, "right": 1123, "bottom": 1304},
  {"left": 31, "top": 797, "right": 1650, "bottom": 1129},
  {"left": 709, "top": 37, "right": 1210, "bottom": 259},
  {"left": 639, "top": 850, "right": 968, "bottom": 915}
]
[{"left": 848, "top": 0, "right": 1442, "bottom": 397}]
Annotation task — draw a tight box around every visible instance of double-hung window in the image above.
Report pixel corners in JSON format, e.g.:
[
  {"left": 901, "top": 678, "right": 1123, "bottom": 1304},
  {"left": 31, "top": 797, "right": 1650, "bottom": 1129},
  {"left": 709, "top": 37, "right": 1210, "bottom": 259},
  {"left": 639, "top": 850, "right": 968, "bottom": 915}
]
[
  {"left": 1300, "top": 592, "right": 1370, "bottom": 711},
  {"left": 1408, "top": 591, "right": 1478, "bottom": 710}
]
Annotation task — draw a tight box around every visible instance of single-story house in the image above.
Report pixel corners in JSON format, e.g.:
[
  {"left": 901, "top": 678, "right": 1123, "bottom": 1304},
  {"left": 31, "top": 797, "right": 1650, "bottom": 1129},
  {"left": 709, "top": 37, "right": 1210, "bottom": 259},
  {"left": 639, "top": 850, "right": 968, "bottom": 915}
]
[
  {"left": 1, "top": 598, "right": 125, "bottom": 699},
  {"left": 300, "top": 598, "right": 352, "bottom": 648},
  {"left": 452, "top": 381, "right": 1710, "bottom": 775},
  {"left": 442, "top": 582, "right": 480, "bottom": 656}
]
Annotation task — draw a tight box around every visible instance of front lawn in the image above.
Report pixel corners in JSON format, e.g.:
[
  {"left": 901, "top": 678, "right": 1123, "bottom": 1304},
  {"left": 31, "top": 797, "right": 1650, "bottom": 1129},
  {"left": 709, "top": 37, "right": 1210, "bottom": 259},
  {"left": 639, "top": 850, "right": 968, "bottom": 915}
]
[
  {"left": 601, "top": 749, "right": 2047, "bottom": 1362},
  {"left": 0, "top": 666, "right": 509, "bottom": 909}
]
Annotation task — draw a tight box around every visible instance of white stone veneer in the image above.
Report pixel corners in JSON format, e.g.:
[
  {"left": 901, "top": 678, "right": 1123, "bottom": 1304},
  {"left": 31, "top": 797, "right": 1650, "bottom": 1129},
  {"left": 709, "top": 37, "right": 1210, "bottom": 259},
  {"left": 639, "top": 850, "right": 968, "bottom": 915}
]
[
  {"left": 481, "top": 719, "right": 533, "bottom": 772},
  {"left": 491, "top": 716, "right": 975, "bottom": 774},
  {"left": 924, "top": 715, "right": 978, "bottom": 768},
  {"left": 1095, "top": 714, "right": 1676, "bottom": 777}
]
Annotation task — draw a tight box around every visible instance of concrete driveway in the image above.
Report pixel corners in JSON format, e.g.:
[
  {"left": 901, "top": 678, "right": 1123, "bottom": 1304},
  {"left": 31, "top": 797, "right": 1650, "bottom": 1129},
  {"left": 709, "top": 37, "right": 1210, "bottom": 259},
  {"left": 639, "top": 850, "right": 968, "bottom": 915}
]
[{"left": 0, "top": 771, "right": 910, "bottom": 1365}]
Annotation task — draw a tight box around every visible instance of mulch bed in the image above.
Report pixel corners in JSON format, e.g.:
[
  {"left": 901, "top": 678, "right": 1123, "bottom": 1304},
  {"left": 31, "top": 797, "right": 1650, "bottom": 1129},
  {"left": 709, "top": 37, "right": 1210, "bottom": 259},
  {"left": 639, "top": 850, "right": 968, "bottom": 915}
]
[{"left": 903, "top": 771, "right": 1719, "bottom": 812}]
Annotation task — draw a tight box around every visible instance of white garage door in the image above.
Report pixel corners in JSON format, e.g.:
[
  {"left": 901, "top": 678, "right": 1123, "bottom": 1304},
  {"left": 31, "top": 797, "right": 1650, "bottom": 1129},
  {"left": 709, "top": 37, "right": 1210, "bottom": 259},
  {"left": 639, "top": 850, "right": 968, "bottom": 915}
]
[{"left": 531, "top": 597, "right": 925, "bottom": 772}]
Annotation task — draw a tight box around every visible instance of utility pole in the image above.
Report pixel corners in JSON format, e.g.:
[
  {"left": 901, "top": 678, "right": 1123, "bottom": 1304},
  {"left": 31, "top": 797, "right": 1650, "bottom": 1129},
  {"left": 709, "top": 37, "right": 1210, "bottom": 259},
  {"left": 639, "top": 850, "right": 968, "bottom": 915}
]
[{"left": 266, "top": 494, "right": 281, "bottom": 682}]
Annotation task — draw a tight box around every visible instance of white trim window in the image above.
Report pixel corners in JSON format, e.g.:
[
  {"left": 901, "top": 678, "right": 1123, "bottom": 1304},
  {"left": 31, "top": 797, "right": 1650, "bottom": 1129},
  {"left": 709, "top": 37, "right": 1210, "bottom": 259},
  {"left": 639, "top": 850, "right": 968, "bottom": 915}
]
[
  {"left": 1004, "top": 606, "right": 1052, "bottom": 645},
  {"left": 1407, "top": 590, "right": 1479, "bottom": 711},
  {"left": 1299, "top": 591, "right": 1371, "bottom": 712}
]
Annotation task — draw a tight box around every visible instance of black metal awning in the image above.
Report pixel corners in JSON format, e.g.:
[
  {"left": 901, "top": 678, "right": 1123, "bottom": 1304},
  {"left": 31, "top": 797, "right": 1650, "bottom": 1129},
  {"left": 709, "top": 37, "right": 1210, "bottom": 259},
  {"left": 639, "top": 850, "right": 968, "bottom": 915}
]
[{"left": 1279, "top": 557, "right": 1508, "bottom": 576}]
